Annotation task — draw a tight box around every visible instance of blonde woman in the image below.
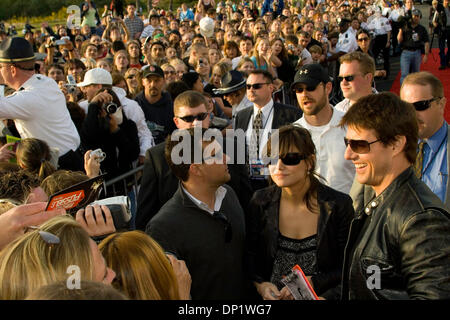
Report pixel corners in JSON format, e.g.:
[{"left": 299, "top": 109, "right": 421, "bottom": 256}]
[
  {"left": 250, "top": 37, "right": 276, "bottom": 78},
  {"left": 99, "top": 231, "right": 191, "bottom": 300},
  {"left": 112, "top": 50, "right": 130, "bottom": 75},
  {"left": 0, "top": 215, "right": 115, "bottom": 300},
  {"left": 124, "top": 67, "right": 143, "bottom": 99}
]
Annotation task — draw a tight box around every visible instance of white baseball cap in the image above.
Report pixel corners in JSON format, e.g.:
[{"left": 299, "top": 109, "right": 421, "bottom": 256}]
[
  {"left": 77, "top": 68, "right": 112, "bottom": 87},
  {"left": 199, "top": 17, "right": 214, "bottom": 39}
]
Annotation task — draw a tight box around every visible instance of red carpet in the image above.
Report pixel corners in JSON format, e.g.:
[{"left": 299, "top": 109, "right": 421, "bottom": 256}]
[{"left": 390, "top": 48, "right": 450, "bottom": 123}]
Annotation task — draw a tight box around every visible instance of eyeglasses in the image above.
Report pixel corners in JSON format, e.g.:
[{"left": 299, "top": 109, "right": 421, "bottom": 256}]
[
  {"left": 246, "top": 83, "right": 271, "bottom": 90},
  {"left": 26, "top": 226, "right": 61, "bottom": 245},
  {"left": 412, "top": 97, "right": 441, "bottom": 111},
  {"left": 338, "top": 75, "right": 361, "bottom": 82},
  {"left": 357, "top": 37, "right": 370, "bottom": 42},
  {"left": 293, "top": 83, "right": 321, "bottom": 93},
  {"left": 344, "top": 138, "right": 381, "bottom": 154},
  {"left": 176, "top": 112, "right": 209, "bottom": 122},
  {"left": 267, "top": 153, "right": 308, "bottom": 166}
]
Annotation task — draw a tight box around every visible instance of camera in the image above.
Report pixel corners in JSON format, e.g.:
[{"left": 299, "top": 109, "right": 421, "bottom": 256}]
[
  {"left": 90, "top": 148, "right": 106, "bottom": 162},
  {"left": 198, "top": 58, "right": 206, "bottom": 67},
  {"left": 65, "top": 74, "right": 77, "bottom": 94},
  {"left": 55, "top": 36, "right": 70, "bottom": 46},
  {"left": 103, "top": 102, "right": 118, "bottom": 114},
  {"left": 89, "top": 196, "right": 131, "bottom": 230}
]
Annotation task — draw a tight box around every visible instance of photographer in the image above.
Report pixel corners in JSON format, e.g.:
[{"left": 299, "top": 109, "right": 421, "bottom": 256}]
[
  {"left": 397, "top": 9, "right": 430, "bottom": 84},
  {"left": 80, "top": 88, "right": 139, "bottom": 181}
]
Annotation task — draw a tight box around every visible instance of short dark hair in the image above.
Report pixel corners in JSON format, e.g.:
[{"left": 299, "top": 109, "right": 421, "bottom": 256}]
[
  {"left": 248, "top": 70, "right": 274, "bottom": 83},
  {"left": 164, "top": 127, "right": 212, "bottom": 182},
  {"left": 0, "top": 170, "right": 41, "bottom": 204},
  {"left": 340, "top": 92, "right": 418, "bottom": 164}
]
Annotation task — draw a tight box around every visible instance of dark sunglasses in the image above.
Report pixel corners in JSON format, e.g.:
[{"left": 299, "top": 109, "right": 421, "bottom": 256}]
[
  {"left": 26, "top": 226, "right": 61, "bottom": 245},
  {"left": 246, "top": 83, "right": 270, "bottom": 90},
  {"left": 412, "top": 97, "right": 441, "bottom": 111},
  {"left": 267, "top": 152, "right": 308, "bottom": 166},
  {"left": 338, "top": 75, "right": 358, "bottom": 82},
  {"left": 176, "top": 112, "right": 209, "bottom": 122},
  {"left": 293, "top": 83, "right": 320, "bottom": 93},
  {"left": 357, "top": 37, "right": 370, "bottom": 41},
  {"left": 213, "top": 212, "right": 233, "bottom": 243},
  {"left": 344, "top": 138, "right": 381, "bottom": 154},
  {"left": 126, "top": 74, "right": 137, "bottom": 79}
]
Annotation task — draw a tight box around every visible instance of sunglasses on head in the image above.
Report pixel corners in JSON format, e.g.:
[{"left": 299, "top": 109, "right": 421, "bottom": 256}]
[
  {"left": 412, "top": 97, "right": 441, "bottom": 111},
  {"left": 344, "top": 138, "right": 380, "bottom": 154},
  {"left": 246, "top": 83, "right": 270, "bottom": 90},
  {"left": 338, "top": 75, "right": 359, "bottom": 82},
  {"left": 176, "top": 112, "right": 209, "bottom": 122},
  {"left": 293, "top": 83, "right": 320, "bottom": 93},
  {"left": 267, "top": 152, "right": 308, "bottom": 166}
]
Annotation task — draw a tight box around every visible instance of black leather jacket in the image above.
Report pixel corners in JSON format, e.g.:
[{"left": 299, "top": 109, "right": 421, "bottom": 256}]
[
  {"left": 245, "top": 183, "right": 354, "bottom": 299},
  {"left": 341, "top": 167, "right": 450, "bottom": 300}
]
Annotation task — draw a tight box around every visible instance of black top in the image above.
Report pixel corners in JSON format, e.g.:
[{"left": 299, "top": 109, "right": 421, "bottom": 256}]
[
  {"left": 134, "top": 91, "right": 176, "bottom": 145},
  {"left": 401, "top": 24, "right": 430, "bottom": 50},
  {"left": 147, "top": 183, "right": 248, "bottom": 300}
]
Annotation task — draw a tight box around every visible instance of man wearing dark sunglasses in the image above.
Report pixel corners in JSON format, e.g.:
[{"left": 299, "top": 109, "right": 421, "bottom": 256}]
[
  {"left": 292, "top": 64, "right": 355, "bottom": 194},
  {"left": 147, "top": 127, "right": 249, "bottom": 300},
  {"left": 338, "top": 92, "right": 450, "bottom": 300},
  {"left": 400, "top": 71, "right": 449, "bottom": 209},
  {"left": 234, "top": 70, "right": 301, "bottom": 190},
  {"left": 335, "top": 51, "right": 377, "bottom": 113}
]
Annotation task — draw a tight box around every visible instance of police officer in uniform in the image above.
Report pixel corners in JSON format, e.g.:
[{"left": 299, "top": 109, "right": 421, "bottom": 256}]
[
  {"left": 0, "top": 37, "right": 83, "bottom": 171},
  {"left": 367, "top": 8, "right": 392, "bottom": 77},
  {"left": 397, "top": 9, "right": 430, "bottom": 84}
]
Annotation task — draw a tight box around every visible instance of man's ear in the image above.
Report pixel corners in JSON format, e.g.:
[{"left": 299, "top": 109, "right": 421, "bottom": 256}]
[{"left": 392, "top": 135, "right": 407, "bottom": 157}]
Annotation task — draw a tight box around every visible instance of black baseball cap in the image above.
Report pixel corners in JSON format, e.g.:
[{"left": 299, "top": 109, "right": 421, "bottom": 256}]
[
  {"left": 291, "top": 64, "right": 330, "bottom": 90},
  {"left": 142, "top": 64, "right": 164, "bottom": 78}
]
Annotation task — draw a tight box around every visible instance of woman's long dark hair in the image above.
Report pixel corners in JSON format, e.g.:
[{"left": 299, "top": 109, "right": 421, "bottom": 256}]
[{"left": 265, "top": 124, "right": 324, "bottom": 213}]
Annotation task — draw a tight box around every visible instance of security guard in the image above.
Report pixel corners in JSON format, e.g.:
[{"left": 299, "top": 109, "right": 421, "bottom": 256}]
[
  {"left": 367, "top": 8, "right": 392, "bottom": 77},
  {"left": 397, "top": 9, "right": 430, "bottom": 84},
  {"left": 0, "top": 37, "right": 83, "bottom": 171},
  {"left": 336, "top": 18, "right": 358, "bottom": 55}
]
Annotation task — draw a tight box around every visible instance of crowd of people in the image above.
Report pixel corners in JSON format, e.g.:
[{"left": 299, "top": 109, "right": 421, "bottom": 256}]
[{"left": 0, "top": 0, "right": 449, "bottom": 301}]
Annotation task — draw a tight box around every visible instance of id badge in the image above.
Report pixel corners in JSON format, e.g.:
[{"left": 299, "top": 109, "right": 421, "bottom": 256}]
[{"left": 249, "top": 159, "right": 268, "bottom": 180}]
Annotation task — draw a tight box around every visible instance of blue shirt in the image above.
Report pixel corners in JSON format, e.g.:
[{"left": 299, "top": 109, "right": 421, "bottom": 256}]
[
  {"left": 180, "top": 9, "right": 194, "bottom": 21},
  {"left": 421, "top": 122, "right": 448, "bottom": 203}
]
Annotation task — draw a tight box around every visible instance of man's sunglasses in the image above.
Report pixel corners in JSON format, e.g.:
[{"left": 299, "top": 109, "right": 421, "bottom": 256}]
[
  {"left": 293, "top": 83, "right": 320, "bottom": 93},
  {"left": 267, "top": 153, "right": 308, "bottom": 166},
  {"left": 357, "top": 37, "right": 370, "bottom": 42},
  {"left": 338, "top": 75, "right": 359, "bottom": 82},
  {"left": 412, "top": 97, "right": 441, "bottom": 111},
  {"left": 246, "top": 83, "right": 270, "bottom": 90},
  {"left": 176, "top": 112, "right": 209, "bottom": 122},
  {"left": 344, "top": 138, "right": 380, "bottom": 154}
]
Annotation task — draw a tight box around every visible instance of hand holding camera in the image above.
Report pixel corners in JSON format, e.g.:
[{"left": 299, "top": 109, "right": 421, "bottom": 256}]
[{"left": 76, "top": 204, "right": 116, "bottom": 237}]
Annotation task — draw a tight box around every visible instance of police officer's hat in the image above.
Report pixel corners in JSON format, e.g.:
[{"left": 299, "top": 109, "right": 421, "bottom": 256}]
[{"left": 0, "top": 37, "right": 35, "bottom": 63}]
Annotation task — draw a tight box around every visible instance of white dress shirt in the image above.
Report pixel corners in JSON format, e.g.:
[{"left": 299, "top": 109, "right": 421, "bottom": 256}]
[
  {"left": 294, "top": 108, "right": 355, "bottom": 194},
  {"left": 181, "top": 184, "right": 228, "bottom": 215},
  {"left": 246, "top": 99, "right": 274, "bottom": 160},
  {"left": 0, "top": 74, "right": 80, "bottom": 156},
  {"left": 336, "top": 29, "right": 358, "bottom": 53}
]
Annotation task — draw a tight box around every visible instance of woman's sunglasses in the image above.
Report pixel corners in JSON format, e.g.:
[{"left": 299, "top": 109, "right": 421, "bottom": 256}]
[
  {"left": 176, "top": 112, "right": 209, "bottom": 122},
  {"left": 267, "top": 153, "right": 308, "bottom": 166},
  {"left": 412, "top": 97, "right": 441, "bottom": 111},
  {"left": 344, "top": 138, "right": 380, "bottom": 154}
]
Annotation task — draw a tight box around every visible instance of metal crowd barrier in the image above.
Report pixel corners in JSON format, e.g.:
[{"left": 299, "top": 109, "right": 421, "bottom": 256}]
[{"left": 104, "top": 164, "right": 144, "bottom": 199}]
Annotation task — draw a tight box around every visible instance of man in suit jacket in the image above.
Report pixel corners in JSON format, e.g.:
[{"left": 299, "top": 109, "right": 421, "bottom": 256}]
[
  {"left": 136, "top": 91, "right": 252, "bottom": 230},
  {"left": 234, "top": 70, "right": 302, "bottom": 190},
  {"left": 400, "top": 71, "right": 450, "bottom": 210}
]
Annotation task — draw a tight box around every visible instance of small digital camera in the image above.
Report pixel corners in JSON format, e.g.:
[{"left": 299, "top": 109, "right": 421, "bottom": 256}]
[
  {"left": 103, "top": 102, "right": 118, "bottom": 114},
  {"left": 90, "top": 148, "right": 106, "bottom": 162}
]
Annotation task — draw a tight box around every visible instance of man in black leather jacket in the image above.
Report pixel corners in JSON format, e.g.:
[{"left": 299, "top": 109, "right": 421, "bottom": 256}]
[{"left": 338, "top": 92, "right": 450, "bottom": 300}]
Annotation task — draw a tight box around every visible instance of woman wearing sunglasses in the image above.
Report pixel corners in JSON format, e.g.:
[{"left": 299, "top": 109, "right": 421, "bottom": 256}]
[
  {"left": 246, "top": 124, "right": 354, "bottom": 300},
  {"left": 0, "top": 215, "right": 116, "bottom": 299},
  {"left": 355, "top": 29, "right": 387, "bottom": 78}
]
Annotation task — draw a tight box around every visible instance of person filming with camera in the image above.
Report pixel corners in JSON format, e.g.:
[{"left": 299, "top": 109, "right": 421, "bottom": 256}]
[
  {"left": 397, "top": 9, "right": 430, "bottom": 84},
  {"left": 80, "top": 88, "right": 139, "bottom": 183}
]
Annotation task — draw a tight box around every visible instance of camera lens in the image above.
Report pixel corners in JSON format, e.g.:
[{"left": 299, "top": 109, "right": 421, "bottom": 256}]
[{"left": 105, "top": 103, "right": 118, "bottom": 114}]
